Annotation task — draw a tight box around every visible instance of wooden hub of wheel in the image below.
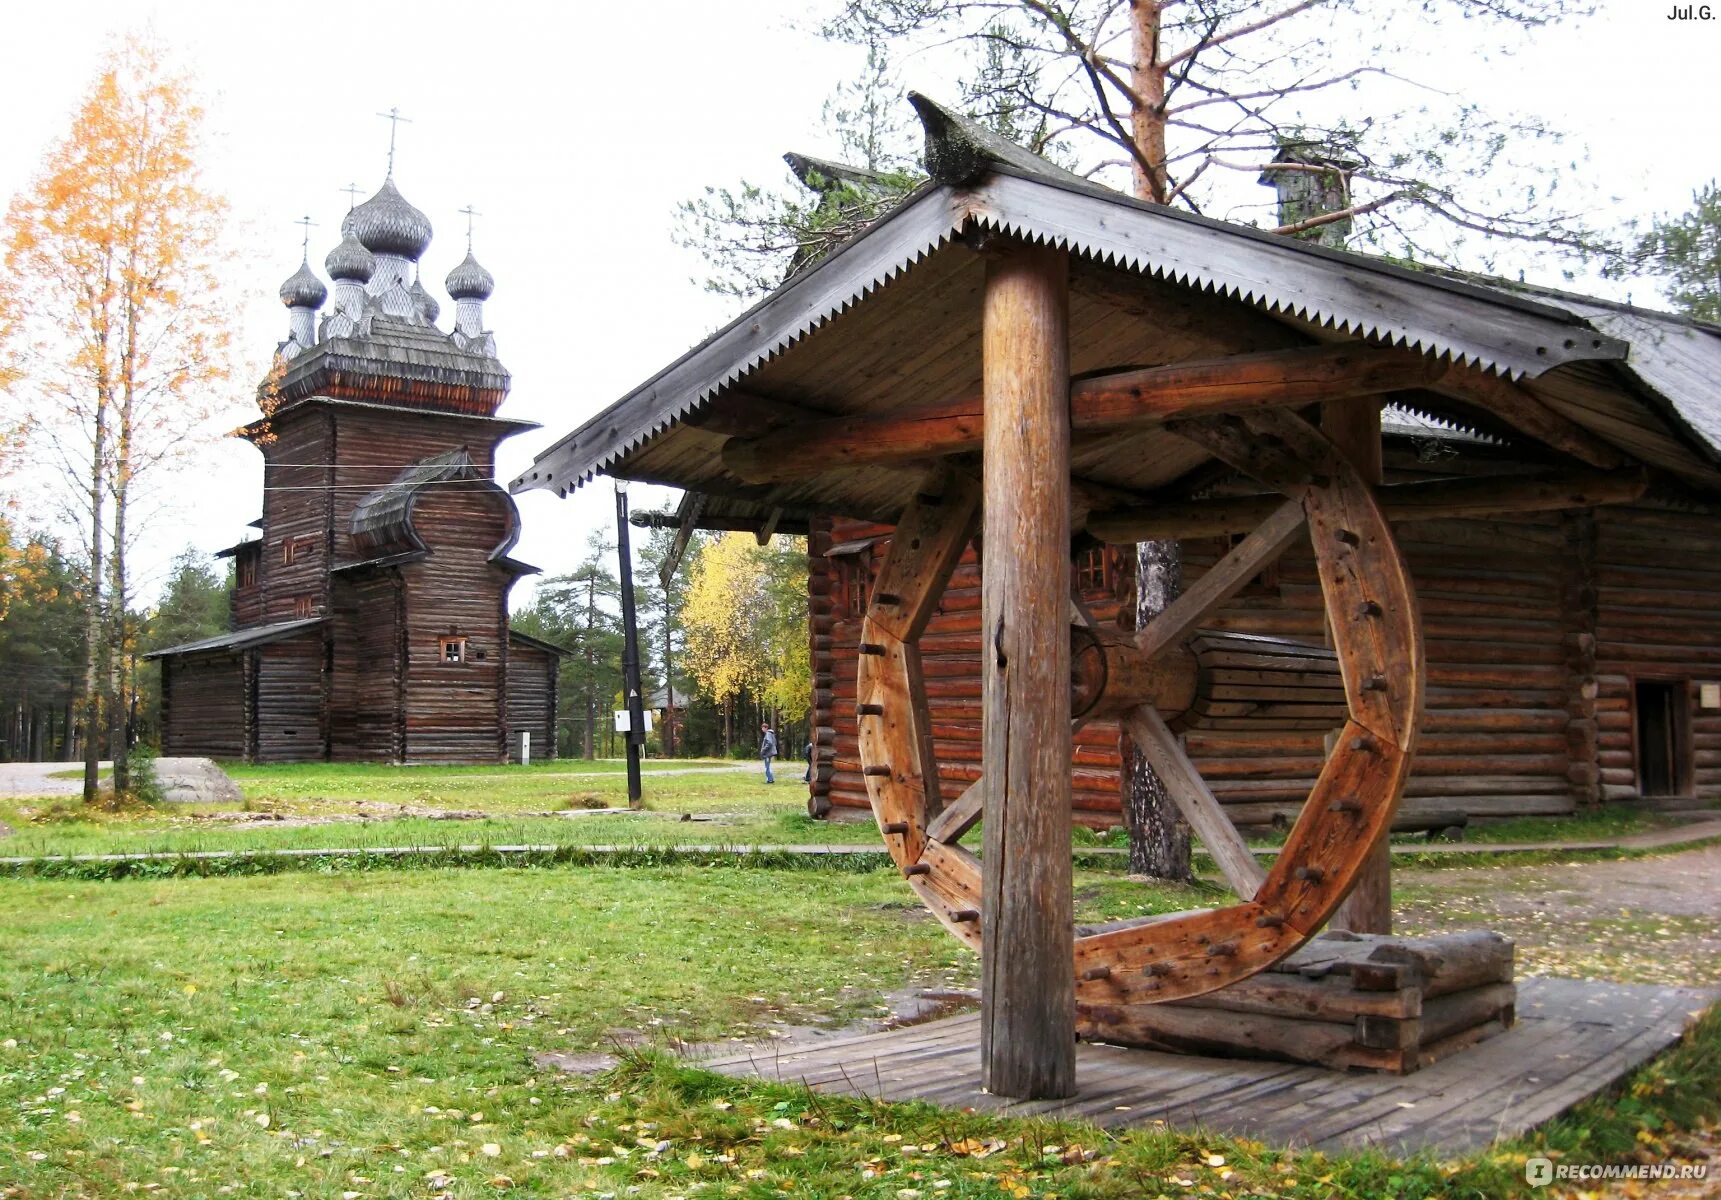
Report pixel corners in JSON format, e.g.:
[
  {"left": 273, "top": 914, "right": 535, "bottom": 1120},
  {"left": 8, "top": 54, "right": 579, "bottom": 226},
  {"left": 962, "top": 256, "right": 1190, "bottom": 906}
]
[{"left": 854, "top": 408, "right": 1424, "bottom": 1009}]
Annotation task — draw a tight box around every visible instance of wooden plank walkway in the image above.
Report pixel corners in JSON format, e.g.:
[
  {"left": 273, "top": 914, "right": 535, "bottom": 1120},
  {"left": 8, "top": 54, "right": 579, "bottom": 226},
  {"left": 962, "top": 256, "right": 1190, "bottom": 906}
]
[{"left": 696, "top": 977, "right": 1715, "bottom": 1156}]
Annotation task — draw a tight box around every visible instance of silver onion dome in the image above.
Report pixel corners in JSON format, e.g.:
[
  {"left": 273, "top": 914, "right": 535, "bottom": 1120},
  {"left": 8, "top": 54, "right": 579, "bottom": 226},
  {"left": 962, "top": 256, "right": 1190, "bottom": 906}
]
[
  {"left": 444, "top": 251, "right": 495, "bottom": 301},
  {"left": 324, "top": 233, "right": 376, "bottom": 283},
  {"left": 411, "top": 278, "right": 440, "bottom": 324},
  {"left": 347, "top": 177, "right": 433, "bottom": 259},
  {"left": 279, "top": 259, "right": 328, "bottom": 309}
]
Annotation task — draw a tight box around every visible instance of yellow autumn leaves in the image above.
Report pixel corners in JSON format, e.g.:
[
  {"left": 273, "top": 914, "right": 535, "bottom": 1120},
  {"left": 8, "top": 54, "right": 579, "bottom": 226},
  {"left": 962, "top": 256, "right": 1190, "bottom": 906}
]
[{"left": 680, "top": 532, "right": 812, "bottom": 724}]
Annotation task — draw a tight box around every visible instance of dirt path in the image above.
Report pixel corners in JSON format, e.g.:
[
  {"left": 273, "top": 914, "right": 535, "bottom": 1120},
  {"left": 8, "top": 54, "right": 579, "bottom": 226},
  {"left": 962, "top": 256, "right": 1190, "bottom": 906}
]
[{"left": 1395, "top": 843, "right": 1721, "bottom": 987}]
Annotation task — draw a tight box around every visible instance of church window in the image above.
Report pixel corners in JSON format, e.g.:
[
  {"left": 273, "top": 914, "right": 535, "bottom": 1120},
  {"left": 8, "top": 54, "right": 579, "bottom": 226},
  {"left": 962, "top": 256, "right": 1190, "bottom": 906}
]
[
  {"left": 293, "top": 596, "right": 314, "bottom": 619},
  {"left": 281, "top": 535, "right": 315, "bottom": 564},
  {"left": 237, "top": 553, "right": 257, "bottom": 589},
  {"left": 440, "top": 636, "right": 468, "bottom": 664}
]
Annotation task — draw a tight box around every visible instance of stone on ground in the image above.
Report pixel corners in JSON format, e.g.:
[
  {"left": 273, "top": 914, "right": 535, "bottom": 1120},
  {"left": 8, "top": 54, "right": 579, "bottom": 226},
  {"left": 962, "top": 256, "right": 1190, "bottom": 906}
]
[{"left": 152, "top": 757, "right": 243, "bottom": 805}]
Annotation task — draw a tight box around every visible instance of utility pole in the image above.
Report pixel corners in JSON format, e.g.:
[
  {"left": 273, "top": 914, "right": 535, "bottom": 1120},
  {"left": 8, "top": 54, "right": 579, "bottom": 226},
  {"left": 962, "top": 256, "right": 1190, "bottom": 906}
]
[{"left": 614, "top": 480, "right": 647, "bottom": 807}]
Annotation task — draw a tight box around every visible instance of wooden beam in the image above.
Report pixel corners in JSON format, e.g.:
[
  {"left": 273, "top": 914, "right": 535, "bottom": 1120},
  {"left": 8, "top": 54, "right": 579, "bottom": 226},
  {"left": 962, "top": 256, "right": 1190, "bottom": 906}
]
[
  {"left": 1088, "top": 468, "right": 1650, "bottom": 541},
  {"left": 866, "top": 469, "right": 982, "bottom": 644},
  {"left": 979, "top": 242, "right": 1075, "bottom": 1101},
  {"left": 1428, "top": 365, "right": 1625, "bottom": 470},
  {"left": 722, "top": 344, "right": 1442, "bottom": 483},
  {"left": 1077, "top": 344, "right": 1437, "bottom": 429},
  {"left": 682, "top": 389, "right": 828, "bottom": 438},
  {"left": 1163, "top": 415, "right": 1317, "bottom": 495},
  {"left": 658, "top": 494, "right": 704, "bottom": 589},
  {"left": 1120, "top": 705, "right": 1267, "bottom": 899},
  {"left": 754, "top": 507, "right": 782, "bottom": 545},
  {"left": 1135, "top": 499, "right": 1307, "bottom": 661}
]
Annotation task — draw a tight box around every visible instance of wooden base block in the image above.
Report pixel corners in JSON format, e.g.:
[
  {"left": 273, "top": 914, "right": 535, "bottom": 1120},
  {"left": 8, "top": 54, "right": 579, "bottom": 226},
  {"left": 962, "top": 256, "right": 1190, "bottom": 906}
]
[{"left": 1079, "top": 930, "right": 1517, "bottom": 1074}]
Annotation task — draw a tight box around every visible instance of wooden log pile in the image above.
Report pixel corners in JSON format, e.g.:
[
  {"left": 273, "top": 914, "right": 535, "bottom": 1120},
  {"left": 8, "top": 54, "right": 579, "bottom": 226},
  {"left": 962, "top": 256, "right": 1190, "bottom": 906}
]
[{"left": 1075, "top": 929, "right": 1515, "bottom": 1074}]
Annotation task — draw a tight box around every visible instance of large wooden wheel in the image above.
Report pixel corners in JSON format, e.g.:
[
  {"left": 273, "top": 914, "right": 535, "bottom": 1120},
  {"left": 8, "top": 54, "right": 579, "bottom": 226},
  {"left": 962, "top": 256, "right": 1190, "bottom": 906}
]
[{"left": 855, "top": 408, "right": 1423, "bottom": 1010}]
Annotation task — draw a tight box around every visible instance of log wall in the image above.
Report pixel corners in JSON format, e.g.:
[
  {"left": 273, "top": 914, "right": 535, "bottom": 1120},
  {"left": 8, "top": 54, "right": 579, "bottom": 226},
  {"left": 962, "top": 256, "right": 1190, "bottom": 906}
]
[
  {"left": 232, "top": 544, "right": 264, "bottom": 628},
  {"left": 397, "top": 484, "right": 516, "bottom": 764},
  {"left": 259, "top": 410, "right": 334, "bottom": 623},
  {"left": 817, "top": 498, "right": 1721, "bottom": 827},
  {"left": 330, "top": 572, "right": 405, "bottom": 761},
  {"left": 1593, "top": 506, "right": 1721, "bottom": 802},
  {"left": 252, "top": 633, "right": 326, "bottom": 763},
  {"left": 505, "top": 639, "right": 559, "bottom": 764},
  {"left": 160, "top": 654, "right": 246, "bottom": 760}
]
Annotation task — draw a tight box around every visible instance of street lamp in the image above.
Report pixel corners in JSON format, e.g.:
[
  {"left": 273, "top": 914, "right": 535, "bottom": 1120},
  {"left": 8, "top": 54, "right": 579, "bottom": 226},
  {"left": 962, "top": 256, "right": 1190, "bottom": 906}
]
[{"left": 614, "top": 478, "right": 647, "bottom": 807}]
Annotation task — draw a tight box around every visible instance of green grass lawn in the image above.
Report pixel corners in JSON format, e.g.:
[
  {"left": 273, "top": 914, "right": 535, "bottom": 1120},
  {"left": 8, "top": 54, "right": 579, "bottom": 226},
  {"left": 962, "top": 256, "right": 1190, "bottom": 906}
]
[
  {"left": 2, "top": 862, "right": 1714, "bottom": 1198},
  {"left": 1, "top": 760, "right": 864, "bottom": 859},
  {"left": 4, "top": 751, "right": 1701, "bottom": 864}
]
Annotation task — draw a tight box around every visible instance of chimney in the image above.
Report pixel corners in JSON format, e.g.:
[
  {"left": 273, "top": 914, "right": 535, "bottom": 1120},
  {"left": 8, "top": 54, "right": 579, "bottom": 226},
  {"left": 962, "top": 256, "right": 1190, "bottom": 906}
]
[{"left": 1258, "top": 142, "right": 1359, "bottom": 250}]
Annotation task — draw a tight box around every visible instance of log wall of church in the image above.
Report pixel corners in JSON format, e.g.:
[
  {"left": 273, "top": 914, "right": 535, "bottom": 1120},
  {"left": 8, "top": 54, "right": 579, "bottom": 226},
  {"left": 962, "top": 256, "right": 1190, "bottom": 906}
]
[
  {"left": 253, "top": 633, "right": 326, "bottom": 762},
  {"left": 505, "top": 640, "right": 558, "bottom": 764},
  {"left": 398, "top": 486, "right": 514, "bottom": 764},
  {"left": 160, "top": 654, "right": 247, "bottom": 760},
  {"left": 259, "top": 410, "right": 334, "bottom": 623},
  {"left": 325, "top": 409, "right": 503, "bottom": 566},
  {"left": 330, "top": 572, "right": 405, "bottom": 761}
]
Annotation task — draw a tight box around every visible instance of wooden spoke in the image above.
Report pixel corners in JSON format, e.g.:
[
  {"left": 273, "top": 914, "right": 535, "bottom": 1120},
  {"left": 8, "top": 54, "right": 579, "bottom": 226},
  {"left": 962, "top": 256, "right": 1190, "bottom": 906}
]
[
  {"left": 925, "top": 777, "right": 984, "bottom": 845},
  {"left": 1135, "top": 498, "right": 1306, "bottom": 660},
  {"left": 1119, "top": 705, "right": 1266, "bottom": 899}
]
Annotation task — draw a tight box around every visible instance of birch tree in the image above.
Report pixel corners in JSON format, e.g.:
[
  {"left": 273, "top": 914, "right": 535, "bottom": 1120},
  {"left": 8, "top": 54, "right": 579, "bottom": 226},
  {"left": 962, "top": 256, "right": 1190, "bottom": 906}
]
[
  {"left": 3, "top": 35, "right": 235, "bottom": 799},
  {"left": 680, "top": 533, "right": 812, "bottom": 753}
]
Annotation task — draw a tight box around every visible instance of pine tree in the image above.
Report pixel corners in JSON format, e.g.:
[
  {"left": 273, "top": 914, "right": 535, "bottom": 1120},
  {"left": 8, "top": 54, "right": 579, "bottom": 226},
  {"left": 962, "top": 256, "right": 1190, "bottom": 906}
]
[{"left": 1614, "top": 182, "right": 1721, "bottom": 322}]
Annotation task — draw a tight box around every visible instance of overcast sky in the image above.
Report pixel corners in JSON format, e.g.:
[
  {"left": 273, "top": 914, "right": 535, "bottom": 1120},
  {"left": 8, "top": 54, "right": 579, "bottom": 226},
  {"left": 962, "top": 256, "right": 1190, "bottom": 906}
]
[{"left": 1, "top": 0, "right": 1714, "bottom": 608}]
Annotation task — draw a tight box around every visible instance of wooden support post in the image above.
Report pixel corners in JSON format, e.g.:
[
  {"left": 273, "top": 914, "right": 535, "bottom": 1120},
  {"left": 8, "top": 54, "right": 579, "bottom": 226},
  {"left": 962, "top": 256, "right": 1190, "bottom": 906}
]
[
  {"left": 979, "top": 242, "right": 1076, "bottom": 1100},
  {"left": 1325, "top": 397, "right": 1392, "bottom": 935}
]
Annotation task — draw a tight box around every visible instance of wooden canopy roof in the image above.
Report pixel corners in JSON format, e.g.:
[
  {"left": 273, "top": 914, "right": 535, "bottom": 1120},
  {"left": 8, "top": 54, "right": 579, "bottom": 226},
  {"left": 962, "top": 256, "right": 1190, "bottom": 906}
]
[
  {"left": 513, "top": 96, "right": 1721, "bottom": 524},
  {"left": 144, "top": 616, "right": 325, "bottom": 660}
]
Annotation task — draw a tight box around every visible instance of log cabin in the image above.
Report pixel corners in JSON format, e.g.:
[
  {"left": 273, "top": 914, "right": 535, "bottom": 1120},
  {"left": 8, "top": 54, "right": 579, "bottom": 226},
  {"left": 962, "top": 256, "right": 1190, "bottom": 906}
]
[
  {"left": 514, "top": 94, "right": 1721, "bottom": 1095},
  {"left": 147, "top": 175, "right": 561, "bottom": 764}
]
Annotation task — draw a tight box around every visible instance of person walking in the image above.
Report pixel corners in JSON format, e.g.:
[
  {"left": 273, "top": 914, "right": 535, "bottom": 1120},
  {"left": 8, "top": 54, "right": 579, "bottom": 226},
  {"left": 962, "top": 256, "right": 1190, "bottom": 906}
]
[
  {"left": 759, "top": 722, "right": 778, "bottom": 784},
  {"left": 803, "top": 738, "right": 813, "bottom": 784}
]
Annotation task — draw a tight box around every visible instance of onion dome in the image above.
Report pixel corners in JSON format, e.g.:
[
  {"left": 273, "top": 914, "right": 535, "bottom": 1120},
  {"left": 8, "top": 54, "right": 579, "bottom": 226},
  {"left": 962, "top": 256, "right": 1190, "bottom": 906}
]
[
  {"left": 347, "top": 177, "right": 433, "bottom": 259},
  {"left": 445, "top": 251, "right": 495, "bottom": 301},
  {"left": 411, "top": 277, "right": 440, "bottom": 324},
  {"left": 279, "top": 259, "right": 327, "bottom": 309},
  {"left": 324, "top": 233, "right": 376, "bottom": 283}
]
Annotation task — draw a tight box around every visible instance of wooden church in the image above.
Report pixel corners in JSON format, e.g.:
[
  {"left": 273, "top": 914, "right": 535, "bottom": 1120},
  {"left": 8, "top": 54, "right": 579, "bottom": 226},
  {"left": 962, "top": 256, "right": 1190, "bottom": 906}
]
[{"left": 148, "top": 174, "right": 561, "bottom": 764}]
